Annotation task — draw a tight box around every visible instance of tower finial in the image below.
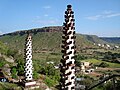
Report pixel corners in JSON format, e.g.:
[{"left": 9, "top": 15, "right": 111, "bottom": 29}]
[{"left": 67, "top": 5, "right": 72, "bottom": 8}]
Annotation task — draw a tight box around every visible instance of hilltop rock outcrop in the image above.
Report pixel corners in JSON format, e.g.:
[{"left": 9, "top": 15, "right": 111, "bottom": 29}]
[{"left": 2, "top": 26, "right": 63, "bottom": 36}]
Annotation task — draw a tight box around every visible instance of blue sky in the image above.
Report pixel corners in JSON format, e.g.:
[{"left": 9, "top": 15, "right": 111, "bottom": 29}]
[{"left": 0, "top": 0, "right": 120, "bottom": 37}]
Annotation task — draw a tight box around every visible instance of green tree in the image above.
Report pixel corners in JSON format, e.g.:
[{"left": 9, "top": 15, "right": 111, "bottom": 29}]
[
  {"left": 38, "top": 63, "right": 60, "bottom": 87},
  {"left": 33, "top": 71, "right": 39, "bottom": 79},
  {"left": 104, "top": 82, "right": 113, "bottom": 90},
  {"left": 76, "top": 54, "right": 87, "bottom": 60},
  {"left": 15, "top": 54, "right": 24, "bottom": 76},
  {"left": 17, "top": 60, "right": 24, "bottom": 76},
  {"left": 39, "top": 64, "right": 56, "bottom": 76},
  {"left": 99, "top": 62, "right": 109, "bottom": 68},
  {"left": 11, "top": 66, "right": 17, "bottom": 79},
  {"left": 0, "top": 41, "right": 8, "bottom": 55},
  {"left": 45, "top": 76, "right": 56, "bottom": 87},
  {"left": 6, "top": 49, "right": 18, "bottom": 57},
  {"left": 0, "top": 57, "right": 6, "bottom": 67}
]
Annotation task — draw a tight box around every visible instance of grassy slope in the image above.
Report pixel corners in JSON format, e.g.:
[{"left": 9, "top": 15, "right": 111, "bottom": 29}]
[
  {"left": 100, "top": 37, "right": 120, "bottom": 44},
  {"left": 0, "top": 32, "right": 95, "bottom": 53},
  {"left": 0, "top": 82, "right": 22, "bottom": 90},
  {"left": 82, "top": 59, "right": 120, "bottom": 68},
  {"left": 84, "top": 35, "right": 108, "bottom": 44},
  {"left": 0, "top": 41, "right": 8, "bottom": 54}
]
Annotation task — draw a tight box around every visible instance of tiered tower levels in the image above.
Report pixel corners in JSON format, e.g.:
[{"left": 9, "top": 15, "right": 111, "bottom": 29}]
[
  {"left": 60, "top": 5, "right": 76, "bottom": 90},
  {"left": 24, "top": 34, "right": 33, "bottom": 81}
]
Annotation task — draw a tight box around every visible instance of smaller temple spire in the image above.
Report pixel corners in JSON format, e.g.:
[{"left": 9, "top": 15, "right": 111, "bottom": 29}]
[
  {"left": 24, "top": 33, "right": 33, "bottom": 81},
  {"left": 23, "top": 33, "right": 37, "bottom": 88}
]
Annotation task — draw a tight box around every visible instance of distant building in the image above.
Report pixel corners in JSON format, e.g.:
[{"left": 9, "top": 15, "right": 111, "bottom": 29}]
[
  {"left": 106, "top": 44, "right": 110, "bottom": 47},
  {"left": 81, "top": 61, "right": 90, "bottom": 68},
  {"left": 80, "top": 61, "right": 90, "bottom": 73},
  {"left": 80, "top": 64, "right": 85, "bottom": 73},
  {"left": 101, "top": 44, "right": 104, "bottom": 47},
  {"left": 115, "top": 45, "right": 119, "bottom": 49},
  {"left": 98, "top": 44, "right": 101, "bottom": 47}
]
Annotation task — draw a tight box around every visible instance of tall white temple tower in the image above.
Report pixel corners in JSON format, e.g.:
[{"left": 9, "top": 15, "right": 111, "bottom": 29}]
[
  {"left": 25, "top": 34, "right": 33, "bottom": 81},
  {"left": 60, "top": 5, "right": 76, "bottom": 90},
  {"left": 24, "top": 33, "right": 36, "bottom": 87}
]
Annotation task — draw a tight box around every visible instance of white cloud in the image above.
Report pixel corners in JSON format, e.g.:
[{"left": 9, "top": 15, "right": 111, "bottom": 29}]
[
  {"left": 33, "top": 19, "right": 59, "bottom": 25},
  {"left": 36, "top": 16, "right": 41, "bottom": 19},
  {"left": 43, "top": 6, "right": 51, "bottom": 9},
  {"left": 86, "top": 15, "right": 103, "bottom": 20},
  {"left": 37, "top": 20, "right": 56, "bottom": 24},
  {"left": 44, "top": 14, "right": 49, "bottom": 17},
  {"left": 86, "top": 11, "right": 120, "bottom": 20},
  {"left": 102, "top": 10, "right": 113, "bottom": 14},
  {"left": 106, "top": 13, "right": 120, "bottom": 18},
  {"left": 33, "top": 15, "right": 59, "bottom": 25}
]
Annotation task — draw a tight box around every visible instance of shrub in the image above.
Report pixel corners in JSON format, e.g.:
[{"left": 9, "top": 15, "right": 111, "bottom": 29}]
[
  {"left": 33, "top": 71, "right": 39, "bottom": 79},
  {"left": 6, "top": 49, "right": 18, "bottom": 57},
  {"left": 11, "top": 66, "right": 18, "bottom": 79},
  {"left": 17, "top": 60, "right": 24, "bottom": 76},
  {"left": 76, "top": 54, "right": 88, "bottom": 60},
  {"left": 39, "top": 64, "right": 56, "bottom": 76},
  {"left": 0, "top": 57, "right": 6, "bottom": 67},
  {"left": 44, "top": 76, "right": 56, "bottom": 87},
  {"left": 99, "top": 62, "right": 109, "bottom": 68},
  {"left": 15, "top": 55, "right": 24, "bottom": 76}
]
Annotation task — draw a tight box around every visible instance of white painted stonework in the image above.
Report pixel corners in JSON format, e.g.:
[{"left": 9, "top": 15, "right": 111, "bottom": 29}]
[
  {"left": 60, "top": 5, "right": 76, "bottom": 90},
  {"left": 25, "top": 81, "right": 36, "bottom": 86},
  {"left": 25, "top": 34, "right": 33, "bottom": 81}
]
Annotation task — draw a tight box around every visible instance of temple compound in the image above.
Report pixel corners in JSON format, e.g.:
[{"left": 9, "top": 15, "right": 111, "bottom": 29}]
[
  {"left": 60, "top": 5, "right": 76, "bottom": 90},
  {"left": 23, "top": 5, "right": 76, "bottom": 90}
]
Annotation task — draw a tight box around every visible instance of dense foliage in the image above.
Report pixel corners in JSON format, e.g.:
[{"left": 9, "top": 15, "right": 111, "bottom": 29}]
[{"left": 0, "top": 57, "right": 6, "bottom": 67}]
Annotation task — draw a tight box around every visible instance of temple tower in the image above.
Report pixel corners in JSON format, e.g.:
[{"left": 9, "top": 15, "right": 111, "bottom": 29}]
[
  {"left": 24, "top": 34, "right": 36, "bottom": 88},
  {"left": 25, "top": 34, "right": 33, "bottom": 81},
  {"left": 60, "top": 5, "right": 76, "bottom": 90}
]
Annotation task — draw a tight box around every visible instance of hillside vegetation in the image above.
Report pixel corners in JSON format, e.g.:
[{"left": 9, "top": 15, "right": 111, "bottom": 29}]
[
  {"left": 100, "top": 37, "right": 120, "bottom": 44},
  {"left": 0, "top": 26, "right": 107, "bottom": 53},
  {"left": 0, "top": 41, "right": 8, "bottom": 55},
  {"left": 0, "top": 26, "right": 120, "bottom": 89}
]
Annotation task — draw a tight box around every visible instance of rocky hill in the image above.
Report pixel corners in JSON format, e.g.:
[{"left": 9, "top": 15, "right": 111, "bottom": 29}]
[
  {"left": 100, "top": 37, "right": 120, "bottom": 44},
  {"left": 0, "top": 26, "right": 108, "bottom": 53},
  {"left": 1, "top": 26, "right": 63, "bottom": 36}
]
